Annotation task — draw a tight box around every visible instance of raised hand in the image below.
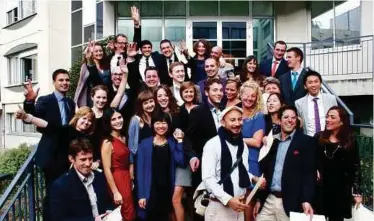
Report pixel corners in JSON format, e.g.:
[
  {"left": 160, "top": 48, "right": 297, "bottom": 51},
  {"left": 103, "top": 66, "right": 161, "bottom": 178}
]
[
  {"left": 127, "top": 42, "right": 138, "bottom": 57},
  {"left": 106, "top": 39, "right": 115, "bottom": 52},
  {"left": 179, "top": 40, "right": 188, "bottom": 55},
  {"left": 131, "top": 6, "right": 140, "bottom": 26},
  {"left": 85, "top": 40, "right": 95, "bottom": 60},
  {"left": 173, "top": 128, "right": 184, "bottom": 142},
  {"left": 119, "top": 58, "right": 128, "bottom": 74},
  {"left": 23, "top": 79, "right": 39, "bottom": 101},
  {"left": 15, "top": 105, "right": 27, "bottom": 120}
]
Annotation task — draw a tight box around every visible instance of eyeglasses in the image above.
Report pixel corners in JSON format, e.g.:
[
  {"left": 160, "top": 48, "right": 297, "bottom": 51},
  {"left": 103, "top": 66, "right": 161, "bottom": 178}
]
[{"left": 116, "top": 42, "right": 128, "bottom": 46}]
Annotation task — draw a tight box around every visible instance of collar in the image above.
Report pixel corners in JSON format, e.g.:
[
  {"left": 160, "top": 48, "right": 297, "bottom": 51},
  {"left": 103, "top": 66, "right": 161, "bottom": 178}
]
[
  {"left": 291, "top": 67, "right": 303, "bottom": 75},
  {"left": 112, "top": 84, "right": 118, "bottom": 92},
  {"left": 172, "top": 82, "right": 181, "bottom": 89},
  {"left": 53, "top": 91, "right": 65, "bottom": 101},
  {"left": 207, "top": 101, "right": 220, "bottom": 113},
  {"left": 167, "top": 54, "right": 175, "bottom": 61},
  {"left": 274, "top": 130, "right": 296, "bottom": 142},
  {"left": 307, "top": 92, "right": 322, "bottom": 101},
  {"left": 272, "top": 57, "right": 282, "bottom": 63},
  {"left": 75, "top": 168, "right": 95, "bottom": 184}
]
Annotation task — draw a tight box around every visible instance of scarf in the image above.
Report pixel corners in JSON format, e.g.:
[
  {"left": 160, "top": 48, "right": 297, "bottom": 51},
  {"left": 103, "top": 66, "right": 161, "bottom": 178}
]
[{"left": 218, "top": 127, "right": 250, "bottom": 196}]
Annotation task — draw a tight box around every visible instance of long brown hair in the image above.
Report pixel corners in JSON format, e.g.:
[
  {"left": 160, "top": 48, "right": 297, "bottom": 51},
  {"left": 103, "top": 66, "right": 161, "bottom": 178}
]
[
  {"left": 193, "top": 39, "right": 211, "bottom": 59},
  {"left": 135, "top": 90, "right": 155, "bottom": 121},
  {"left": 319, "top": 106, "right": 354, "bottom": 149},
  {"left": 154, "top": 85, "right": 180, "bottom": 116},
  {"left": 240, "top": 55, "right": 261, "bottom": 83},
  {"left": 82, "top": 42, "right": 110, "bottom": 70}
]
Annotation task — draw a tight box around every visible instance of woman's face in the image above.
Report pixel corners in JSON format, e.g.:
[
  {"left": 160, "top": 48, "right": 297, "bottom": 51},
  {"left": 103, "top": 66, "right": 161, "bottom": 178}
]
[
  {"left": 267, "top": 94, "right": 282, "bottom": 114},
  {"left": 225, "top": 82, "right": 239, "bottom": 101},
  {"left": 197, "top": 42, "right": 206, "bottom": 56},
  {"left": 182, "top": 87, "right": 195, "bottom": 103},
  {"left": 93, "top": 45, "right": 104, "bottom": 60},
  {"left": 76, "top": 114, "right": 93, "bottom": 132},
  {"left": 325, "top": 110, "right": 342, "bottom": 132},
  {"left": 153, "top": 121, "right": 169, "bottom": 136},
  {"left": 156, "top": 88, "right": 169, "bottom": 109},
  {"left": 110, "top": 112, "right": 123, "bottom": 131},
  {"left": 142, "top": 98, "right": 155, "bottom": 114},
  {"left": 241, "top": 88, "right": 257, "bottom": 109},
  {"left": 246, "top": 59, "right": 257, "bottom": 73},
  {"left": 92, "top": 89, "right": 107, "bottom": 110}
]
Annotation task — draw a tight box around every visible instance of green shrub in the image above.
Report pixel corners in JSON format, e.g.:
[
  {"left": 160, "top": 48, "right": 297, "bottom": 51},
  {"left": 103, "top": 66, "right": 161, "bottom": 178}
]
[{"left": 0, "top": 143, "right": 33, "bottom": 176}]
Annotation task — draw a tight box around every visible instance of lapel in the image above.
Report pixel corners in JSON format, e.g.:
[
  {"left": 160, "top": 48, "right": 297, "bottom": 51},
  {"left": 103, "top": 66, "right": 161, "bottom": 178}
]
[
  {"left": 321, "top": 93, "right": 330, "bottom": 112},
  {"left": 276, "top": 59, "right": 285, "bottom": 75},
  {"left": 70, "top": 169, "right": 91, "bottom": 200},
  {"left": 268, "top": 58, "right": 273, "bottom": 75},
  {"left": 301, "top": 96, "right": 309, "bottom": 119},
  {"left": 282, "top": 131, "right": 300, "bottom": 174},
  {"left": 285, "top": 72, "right": 293, "bottom": 95},
  {"left": 203, "top": 104, "right": 217, "bottom": 134},
  {"left": 294, "top": 68, "right": 305, "bottom": 92}
]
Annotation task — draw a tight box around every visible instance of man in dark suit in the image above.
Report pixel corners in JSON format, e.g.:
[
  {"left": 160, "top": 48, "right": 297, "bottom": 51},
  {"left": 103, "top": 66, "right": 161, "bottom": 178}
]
[
  {"left": 50, "top": 138, "right": 112, "bottom": 221},
  {"left": 23, "top": 68, "right": 76, "bottom": 221},
  {"left": 260, "top": 40, "right": 290, "bottom": 78},
  {"left": 254, "top": 105, "right": 316, "bottom": 221},
  {"left": 279, "top": 47, "right": 307, "bottom": 106}
]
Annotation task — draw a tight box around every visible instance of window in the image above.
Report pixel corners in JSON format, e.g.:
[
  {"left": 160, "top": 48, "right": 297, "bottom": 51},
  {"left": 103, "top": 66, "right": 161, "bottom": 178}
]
[
  {"left": 7, "top": 8, "right": 18, "bottom": 24},
  {"left": 96, "top": 2, "right": 103, "bottom": 39},
  {"left": 7, "top": 113, "right": 37, "bottom": 134},
  {"left": 189, "top": 1, "right": 218, "bottom": 16},
  {"left": 6, "top": 0, "right": 36, "bottom": 25},
  {"left": 71, "top": 10, "right": 83, "bottom": 46},
  {"left": 165, "top": 20, "right": 186, "bottom": 43},
  {"left": 71, "top": 0, "right": 82, "bottom": 11},
  {"left": 84, "top": 24, "right": 95, "bottom": 43},
  {"left": 253, "top": 19, "right": 274, "bottom": 63},
  {"left": 141, "top": 20, "right": 163, "bottom": 48},
  {"left": 8, "top": 52, "right": 37, "bottom": 85}
]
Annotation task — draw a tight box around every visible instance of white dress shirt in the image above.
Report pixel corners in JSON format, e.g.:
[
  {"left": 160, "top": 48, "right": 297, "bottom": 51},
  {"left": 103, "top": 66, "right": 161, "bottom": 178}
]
[
  {"left": 202, "top": 136, "right": 254, "bottom": 206},
  {"left": 75, "top": 169, "right": 99, "bottom": 217},
  {"left": 307, "top": 93, "right": 325, "bottom": 136},
  {"left": 139, "top": 56, "right": 155, "bottom": 81},
  {"left": 110, "top": 53, "right": 124, "bottom": 70},
  {"left": 166, "top": 54, "right": 176, "bottom": 71},
  {"left": 209, "top": 107, "right": 221, "bottom": 131},
  {"left": 171, "top": 83, "right": 184, "bottom": 106}
]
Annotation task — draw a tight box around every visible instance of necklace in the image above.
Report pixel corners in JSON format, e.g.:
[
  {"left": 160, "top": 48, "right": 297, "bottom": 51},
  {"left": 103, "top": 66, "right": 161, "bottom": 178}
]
[{"left": 324, "top": 143, "right": 341, "bottom": 159}]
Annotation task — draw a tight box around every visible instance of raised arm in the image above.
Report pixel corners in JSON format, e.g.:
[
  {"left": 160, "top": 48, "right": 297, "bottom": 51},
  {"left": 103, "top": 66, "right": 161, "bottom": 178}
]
[
  {"left": 110, "top": 60, "right": 129, "bottom": 108},
  {"left": 16, "top": 107, "right": 48, "bottom": 128},
  {"left": 131, "top": 6, "right": 141, "bottom": 48}
]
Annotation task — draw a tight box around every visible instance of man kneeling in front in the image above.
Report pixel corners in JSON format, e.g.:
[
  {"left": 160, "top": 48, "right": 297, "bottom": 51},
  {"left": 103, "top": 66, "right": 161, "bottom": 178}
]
[{"left": 50, "top": 138, "right": 112, "bottom": 221}]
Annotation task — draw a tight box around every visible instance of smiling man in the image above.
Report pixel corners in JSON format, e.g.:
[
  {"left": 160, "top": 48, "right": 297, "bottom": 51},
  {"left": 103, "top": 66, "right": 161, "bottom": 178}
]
[
  {"left": 295, "top": 69, "right": 337, "bottom": 136},
  {"left": 260, "top": 40, "right": 290, "bottom": 78}
]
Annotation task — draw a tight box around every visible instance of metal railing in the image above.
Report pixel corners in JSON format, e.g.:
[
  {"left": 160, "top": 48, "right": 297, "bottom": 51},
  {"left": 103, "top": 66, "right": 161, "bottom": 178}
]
[{"left": 0, "top": 147, "right": 44, "bottom": 221}]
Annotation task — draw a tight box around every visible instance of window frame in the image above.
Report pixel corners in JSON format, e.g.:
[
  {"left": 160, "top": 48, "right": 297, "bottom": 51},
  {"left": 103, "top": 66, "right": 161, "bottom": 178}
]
[
  {"left": 6, "top": 0, "right": 36, "bottom": 26},
  {"left": 6, "top": 49, "right": 38, "bottom": 87},
  {"left": 6, "top": 112, "right": 38, "bottom": 135}
]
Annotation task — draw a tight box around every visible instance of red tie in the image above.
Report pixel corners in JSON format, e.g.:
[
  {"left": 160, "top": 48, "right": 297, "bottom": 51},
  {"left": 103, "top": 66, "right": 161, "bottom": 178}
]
[{"left": 271, "top": 61, "right": 278, "bottom": 76}]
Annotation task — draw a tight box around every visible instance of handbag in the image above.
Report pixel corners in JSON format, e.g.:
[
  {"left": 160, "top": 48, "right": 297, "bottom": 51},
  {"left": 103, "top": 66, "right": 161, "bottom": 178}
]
[{"left": 193, "top": 157, "right": 243, "bottom": 216}]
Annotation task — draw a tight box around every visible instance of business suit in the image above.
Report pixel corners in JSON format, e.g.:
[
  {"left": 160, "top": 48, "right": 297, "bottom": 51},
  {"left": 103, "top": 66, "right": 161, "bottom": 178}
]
[
  {"left": 260, "top": 58, "right": 290, "bottom": 78},
  {"left": 279, "top": 69, "right": 307, "bottom": 106},
  {"left": 159, "top": 53, "right": 191, "bottom": 86},
  {"left": 295, "top": 93, "right": 338, "bottom": 136},
  {"left": 257, "top": 130, "right": 316, "bottom": 217},
  {"left": 50, "top": 169, "right": 112, "bottom": 221},
  {"left": 197, "top": 77, "right": 226, "bottom": 105}
]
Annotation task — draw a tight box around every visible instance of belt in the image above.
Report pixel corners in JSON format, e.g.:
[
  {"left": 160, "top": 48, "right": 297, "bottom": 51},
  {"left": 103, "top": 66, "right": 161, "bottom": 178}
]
[{"left": 271, "top": 191, "right": 283, "bottom": 198}]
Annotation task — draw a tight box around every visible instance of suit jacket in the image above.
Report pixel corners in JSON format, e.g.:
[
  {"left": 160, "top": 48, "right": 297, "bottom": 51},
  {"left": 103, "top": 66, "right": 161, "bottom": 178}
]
[
  {"left": 258, "top": 130, "right": 316, "bottom": 216},
  {"left": 23, "top": 93, "right": 75, "bottom": 168},
  {"left": 50, "top": 169, "right": 112, "bottom": 221},
  {"left": 159, "top": 53, "right": 191, "bottom": 86},
  {"left": 260, "top": 58, "right": 290, "bottom": 78},
  {"left": 279, "top": 69, "right": 307, "bottom": 106},
  {"left": 295, "top": 93, "right": 338, "bottom": 135},
  {"left": 197, "top": 77, "right": 226, "bottom": 105},
  {"left": 108, "top": 26, "right": 142, "bottom": 62}
]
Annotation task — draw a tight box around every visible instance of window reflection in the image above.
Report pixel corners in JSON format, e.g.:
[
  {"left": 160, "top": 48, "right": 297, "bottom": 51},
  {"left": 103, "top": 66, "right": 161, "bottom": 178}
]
[
  {"left": 142, "top": 19, "right": 163, "bottom": 50},
  {"left": 165, "top": 20, "right": 186, "bottom": 43},
  {"left": 193, "top": 22, "right": 217, "bottom": 40},
  {"left": 253, "top": 19, "right": 274, "bottom": 63}
]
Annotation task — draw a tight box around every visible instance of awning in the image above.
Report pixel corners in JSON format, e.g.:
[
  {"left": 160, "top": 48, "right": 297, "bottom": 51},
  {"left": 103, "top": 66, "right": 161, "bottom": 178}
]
[{"left": 4, "top": 43, "right": 37, "bottom": 57}]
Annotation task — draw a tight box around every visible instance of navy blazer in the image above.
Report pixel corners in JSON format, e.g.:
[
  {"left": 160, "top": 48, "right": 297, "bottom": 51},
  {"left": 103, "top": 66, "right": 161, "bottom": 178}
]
[
  {"left": 258, "top": 130, "right": 316, "bottom": 216},
  {"left": 158, "top": 53, "right": 191, "bottom": 86},
  {"left": 279, "top": 69, "right": 307, "bottom": 106},
  {"left": 136, "top": 136, "right": 184, "bottom": 220},
  {"left": 260, "top": 58, "right": 290, "bottom": 78},
  {"left": 50, "top": 169, "right": 113, "bottom": 221},
  {"left": 23, "top": 93, "right": 75, "bottom": 168}
]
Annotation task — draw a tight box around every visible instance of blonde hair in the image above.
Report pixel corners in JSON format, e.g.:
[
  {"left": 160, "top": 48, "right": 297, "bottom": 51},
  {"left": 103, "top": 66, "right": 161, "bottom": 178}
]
[
  {"left": 239, "top": 80, "right": 264, "bottom": 117},
  {"left": 69, "top": 106, "right": 95, "bottom": 134}
]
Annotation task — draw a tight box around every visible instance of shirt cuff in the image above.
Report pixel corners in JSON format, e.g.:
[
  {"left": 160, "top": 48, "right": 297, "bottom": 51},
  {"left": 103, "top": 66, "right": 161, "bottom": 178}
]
[
  {"left": 189, "top": 157, "right": 198, "bottom": 163},
  {"left": 218, "top": 193, "right": 233, "bottom": 206}
]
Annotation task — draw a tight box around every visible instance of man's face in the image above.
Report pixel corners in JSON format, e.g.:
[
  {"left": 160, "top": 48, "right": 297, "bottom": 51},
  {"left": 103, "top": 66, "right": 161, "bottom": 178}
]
[
  {"left": 221, "top": 110, "right": 243, "bottom": 135},
  {"left": 280, "top": 109, "right": 297, "bottom": 135},
  {"left": 264, "top": 83, "right": 281, "bottom": 94},
  {"left": 141, "top": 44, "right": 152, "bottom": 57},
  {"left": 286, "top": 51, "right": 301, "bottom": 69},
  {"left": 145, "top": 70, "right": 160, "bottom": 88},
  {"left": 204, "top": 58, "right": 218, "bottom": 78},
  {"left": 69, "top": 151, "right": 93, "bottom": 177},
  {"left": 53, "top": 73, "right": 70, "bottom": 93},
  {"left": 169, "top": 65, "right": 185, "bottom": 84},
  {"left": 114, "top": 36, "right": 128, "bottom": 53},
  {"left": 111, "top": 70, "right": 123, "bottom": 87},
  {"left": 210, "top": 47, "right": 222, "bottom": 60},
  {"left": 160, "top": 42, "right": 173, "bottom": 58},
  {"left": 205, "top": 82, "right": 223, "bottom": 105},
  {"left": 273, "top": 43, "right": 286, "bottom": 60},
  {"left": 304, "top": 75, "right": 321, "bottom": 97}
]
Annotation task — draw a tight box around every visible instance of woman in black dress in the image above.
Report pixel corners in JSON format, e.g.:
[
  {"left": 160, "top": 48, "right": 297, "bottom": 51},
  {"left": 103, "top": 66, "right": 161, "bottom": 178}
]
[{"left": 314, "top": 106, "right": 362, "bottom": 221}]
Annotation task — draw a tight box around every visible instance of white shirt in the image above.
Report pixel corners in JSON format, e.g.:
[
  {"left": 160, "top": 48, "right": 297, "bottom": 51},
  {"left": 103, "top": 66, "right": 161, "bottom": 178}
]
[
  {"left": 202, "top": 136, "right": 254, "bottom": 206},
  {"left": 75, "top": 169, "right": 99, "bottom": 217},
  {"left": 209, "top": 106, "right": 221, "bottom": 131},
  {"left": 110, "top": 53, "right": 124, "bottom": 71},
  {"left": 171, "top": 83, "right": 184, "bottom": 106},
  {"left": 307, "top": 93, "right": 325, "bottom": 136},
  {"left": 139, "top": 56, "right": 155, "bottom": 81},
  {"left": 166, "top": 54, "right": 176, "bottom": 72}
]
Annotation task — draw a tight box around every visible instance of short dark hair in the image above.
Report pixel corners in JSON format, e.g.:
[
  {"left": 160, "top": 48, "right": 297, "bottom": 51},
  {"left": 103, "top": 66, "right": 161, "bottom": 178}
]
[
  {"left": 204, "top": 78, "right": 222, "bottom": 92},
  {"left": 140, "top": 40, "right": 152, "bottom": 48},
  {"left": 286, "top": 47, "right": 304, "bottom": 63},
  {"left": 52, "top": 69, "right": 69, "bottom": 81},
  {"left": 278, "top": 105, "right": 298, "bottom": 119},
  {"left": 144, "top": 66, "right": 159, "bottom": 78},
  {"left": 274, "top": 40, "right": 287, "bottom": 49},
  {"left": 160, "top": 39, "right": 172, "bottom": 48},
  {"left": 303, "top": 68, "right": 322, "bottom": 86},
  {"left": 69, "top": 138, "right": 93, "bottom": 159},
  {"left": 151, "top": 111, "right": 172, "bottom": 136}
]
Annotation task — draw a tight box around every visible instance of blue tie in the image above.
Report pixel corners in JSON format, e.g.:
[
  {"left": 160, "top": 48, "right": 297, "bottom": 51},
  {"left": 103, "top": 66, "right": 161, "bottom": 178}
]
[{"left": 291, "top": 72, "right": 298, "bottom": 90}]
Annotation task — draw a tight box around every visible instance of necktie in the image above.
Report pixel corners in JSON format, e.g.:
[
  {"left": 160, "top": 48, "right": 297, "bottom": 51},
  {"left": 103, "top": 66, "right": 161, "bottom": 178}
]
[
  {"left": 145, "top": 56, "right": 150, "bottom": 68},
  {"left": 313, "top": 97, "right": 321, "bottom": 133},
  {"left": 291, "top": 71, "right": 298, "bottom": 90},
  {"left": 61, "top": 97, "right": 70, "bottom": 125},
  {"left": 271, "top": 61, "right": 278, "bottom": 76},
  {"left": 169, "top": 59, "right": 173, "bottom": 65},
  {"left": 116, "top": 56, "right": 121, "bottom": 66}
]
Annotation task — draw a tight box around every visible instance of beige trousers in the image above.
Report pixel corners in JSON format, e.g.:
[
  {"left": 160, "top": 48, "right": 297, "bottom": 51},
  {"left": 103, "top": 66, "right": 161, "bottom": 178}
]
[
  {"left": 205, "top": 200, "right": 244, "bottom": 221},
  {"left": 256, "top": 194, "right": 290, "bottom": 221}
]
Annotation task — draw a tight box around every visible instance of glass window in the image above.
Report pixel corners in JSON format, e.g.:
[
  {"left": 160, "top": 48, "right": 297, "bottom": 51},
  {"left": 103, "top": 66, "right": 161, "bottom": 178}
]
[
  {"left": 165, "top": 20, "right": 186, "bottom": 43},
  {"left": 72, "top": 0, "right": 82, "bottom": 11},
  {"left": 71, "top": 10, "right": 82, "bottom": 46},
  {"left": 253, "top": 19, "right": 274, "bottom": 63},
  {"left": 193, "top": 22, "right": 217, "bottom": 40},
  {"left": 311, "top": 1, "right": 334, "bottom": 44},
  {"left": 7, "top": 8, "right": 18, "bottom": 25},
  {"left": 117, "top": 1, "right": 139, "bottom": 17},
  {"left": 96, "top": 2, "right": 103, "bottom": 39},
  {"left": 220, "top": 1, "right": 249, "bottom": 16},
  {"left": 20, "top": 0, "right": 36, "bottom": 18},
  {"left": 21, "top": 55, "right": 37, "bottom": 82},
  {"left": 222, "top": 22, "right": 246, "bottom": 40},
  {"left": 8, "top": 56, "right": 20, "bottom": 85},
  {"left": 164, "top": 1, "right": 186, "bottom": 16},
  {"left": 222, "top": 41, "right": 247, "bottom": 58},
  {"left": 252, "top": 1, "right": 273, "bottom": 16},
  {"left": 141, "top": 1, "right": 162, "bottom": 17},
  {"left": 84, "top": 24, "right": 95, "bottom": 43},
  {"left": 189, "top": 1, "right": 218, "bottom": 16},
  {"left": 334, "top": 0, "right": 361, "bottom": 45},
  {"left": 71, "top": 46, "right": 83, "bottom": 65},
  {"left": 117, "top": 20, "right": 134, "bottom": 38},
  {"left": 141, "top": 20, "right": 163, "bottom": 49},
  {"left": 23, "top": 123, "right": 37, "bottom": 133}
]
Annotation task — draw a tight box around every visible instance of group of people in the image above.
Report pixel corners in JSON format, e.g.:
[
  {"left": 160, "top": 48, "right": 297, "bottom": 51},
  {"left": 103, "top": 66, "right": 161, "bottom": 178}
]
[{"left": 15, "top": 6, "right": 363, "bottom": 221}]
